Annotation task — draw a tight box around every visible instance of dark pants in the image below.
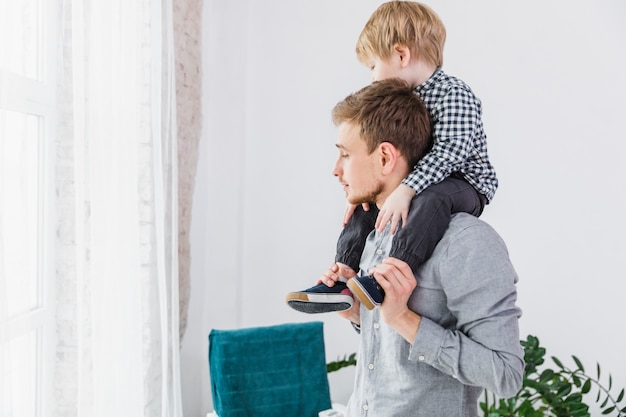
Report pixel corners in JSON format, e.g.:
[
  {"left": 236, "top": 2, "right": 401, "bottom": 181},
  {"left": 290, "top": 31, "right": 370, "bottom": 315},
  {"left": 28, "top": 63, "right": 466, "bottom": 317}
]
[{"left": 335, "top": 175, "right": 486, "bottom": 273}]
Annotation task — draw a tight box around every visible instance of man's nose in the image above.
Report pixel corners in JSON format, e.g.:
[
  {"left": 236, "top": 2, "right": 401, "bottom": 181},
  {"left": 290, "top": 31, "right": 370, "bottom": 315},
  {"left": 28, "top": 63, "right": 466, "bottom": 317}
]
[{"left": 332, "top": 160, "right": 341, "bottom": 177}]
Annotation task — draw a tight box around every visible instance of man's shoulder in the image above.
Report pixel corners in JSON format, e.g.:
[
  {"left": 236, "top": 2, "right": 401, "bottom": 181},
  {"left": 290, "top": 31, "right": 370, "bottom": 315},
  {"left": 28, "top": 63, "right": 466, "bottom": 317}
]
[
  {"left": 445, "top": 213, "right": 501, "bottom": 241},
  {"left": 449, "top": 212, "right": 483, "bottom": 225},
  {"left": 425, "top": 213, "right": 510, "bottom": 266}
]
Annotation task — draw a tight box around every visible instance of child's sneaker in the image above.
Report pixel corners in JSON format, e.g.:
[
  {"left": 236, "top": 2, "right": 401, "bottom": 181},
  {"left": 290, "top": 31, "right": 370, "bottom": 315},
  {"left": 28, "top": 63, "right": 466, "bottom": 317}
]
[
  {"left": 347, "top": 275, "right": 385, "bottom": 310},
  {"left": 286, "top": 282, "right": 354, "bottom": 314}
]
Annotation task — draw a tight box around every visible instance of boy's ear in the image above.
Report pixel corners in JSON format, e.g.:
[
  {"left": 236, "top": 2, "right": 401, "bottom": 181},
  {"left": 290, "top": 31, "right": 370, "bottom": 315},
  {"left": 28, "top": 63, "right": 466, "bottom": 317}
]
[{"left": 393, "top": 44, "right": 412, "bottom": 68}]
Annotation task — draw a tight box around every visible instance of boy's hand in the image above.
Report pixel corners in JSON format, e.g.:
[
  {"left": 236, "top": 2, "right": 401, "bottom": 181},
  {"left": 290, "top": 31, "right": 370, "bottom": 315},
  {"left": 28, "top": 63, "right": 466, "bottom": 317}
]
[
  {"left": 343, "top": 202, "right": 370, "bottom": 227},
  {"left": 317, "top": 262, "right": 357, "bottom": 287},
  {"left": 375, "top": 183, "right": 415, "bottom": 234}
]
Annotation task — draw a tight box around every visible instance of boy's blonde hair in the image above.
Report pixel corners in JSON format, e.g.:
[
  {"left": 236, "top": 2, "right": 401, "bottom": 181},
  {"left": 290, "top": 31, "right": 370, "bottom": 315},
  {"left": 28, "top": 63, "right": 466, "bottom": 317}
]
[{"left": 356, "top": 1, "right": 446, "bottom": 67}]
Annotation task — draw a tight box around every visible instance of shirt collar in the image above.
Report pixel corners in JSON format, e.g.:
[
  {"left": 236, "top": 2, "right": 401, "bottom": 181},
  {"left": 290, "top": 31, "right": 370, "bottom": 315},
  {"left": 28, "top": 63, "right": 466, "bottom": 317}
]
[{"left": 415, "top": 66, "right": 442, "bottom": 95}]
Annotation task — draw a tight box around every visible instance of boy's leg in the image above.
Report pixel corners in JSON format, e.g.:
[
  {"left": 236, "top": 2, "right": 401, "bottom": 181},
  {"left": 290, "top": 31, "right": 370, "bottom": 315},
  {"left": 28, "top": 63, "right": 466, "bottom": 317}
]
[
  {"left": 286, "top": 204, "right": 378, "bottom": 314},
  {"left": 335, "top": 204, "right": 379, "bottom": 273},
  {"left": 348, "top": 176, "right": 485, "bottom": 310},
  {"left": 285, "top": 281, "right": 355, "bottom": 314},
  {"left": 391, "top": 175, "right": 484, "bottom": 270}
]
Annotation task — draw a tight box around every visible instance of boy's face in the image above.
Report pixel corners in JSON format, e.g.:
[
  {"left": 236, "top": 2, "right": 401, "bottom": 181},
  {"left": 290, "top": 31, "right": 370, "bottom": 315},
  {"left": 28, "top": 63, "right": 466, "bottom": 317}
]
[
  {"left": 364, "top": 45, "right": 424, "bottom": 87},
  {"left": 332, "top": 122, "right": 383, "bottom": 206},
  {"left": 366, "top": 56, "right": 402, "bottom": 83}
]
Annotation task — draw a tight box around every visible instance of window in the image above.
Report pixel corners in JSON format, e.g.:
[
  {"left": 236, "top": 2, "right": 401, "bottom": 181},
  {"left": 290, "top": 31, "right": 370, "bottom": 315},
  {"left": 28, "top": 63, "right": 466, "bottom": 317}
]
[{"left": 0, "top": 0, "right": 56, "bottom": 415}]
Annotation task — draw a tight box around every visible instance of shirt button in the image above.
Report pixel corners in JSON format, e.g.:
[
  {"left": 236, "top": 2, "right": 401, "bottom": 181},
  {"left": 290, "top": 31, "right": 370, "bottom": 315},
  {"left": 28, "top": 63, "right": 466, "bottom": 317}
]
[
  {"left": 376, "top": 249, "right": 383, "bottom": 255},
  {"left": 373, "top": 322, "right": 380, "bottom": 329},
  {"left": 368, "top": 363, "right": 374, "bottom": 370},
  {"left": 418, "top": 355, "right": 425, "bottom": 361},
  {"left": 363, "top": 405, "right": 369, "bottom": 411}
]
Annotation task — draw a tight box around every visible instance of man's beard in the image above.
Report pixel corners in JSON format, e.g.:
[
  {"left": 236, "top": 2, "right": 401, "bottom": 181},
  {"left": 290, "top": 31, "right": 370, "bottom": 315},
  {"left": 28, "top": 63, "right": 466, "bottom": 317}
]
[{"left": 347, "top": 180, "right": 383, "bottom": 206}]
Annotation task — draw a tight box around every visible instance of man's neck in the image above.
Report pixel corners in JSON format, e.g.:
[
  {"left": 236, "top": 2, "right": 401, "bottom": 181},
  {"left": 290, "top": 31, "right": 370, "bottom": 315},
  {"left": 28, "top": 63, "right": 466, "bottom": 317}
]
[{"left": 374, "top": 165, "right": 413, "bottom": 209}]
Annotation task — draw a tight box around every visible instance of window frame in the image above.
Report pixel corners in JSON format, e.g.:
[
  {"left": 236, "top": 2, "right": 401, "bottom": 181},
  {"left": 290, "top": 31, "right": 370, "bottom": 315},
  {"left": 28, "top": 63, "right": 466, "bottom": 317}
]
[{"left": 0, "top": 0, "right": 57, "bottom": 415}]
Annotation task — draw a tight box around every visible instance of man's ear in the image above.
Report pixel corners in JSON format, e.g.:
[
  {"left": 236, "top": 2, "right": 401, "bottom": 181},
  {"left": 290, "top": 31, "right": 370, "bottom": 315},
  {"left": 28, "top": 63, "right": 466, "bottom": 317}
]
[
  {"left": 393, "top": 44, "right": 412, "bottom": 68},
  {"left": 378, "top": 142, "right": 398, "bottom": 174}
]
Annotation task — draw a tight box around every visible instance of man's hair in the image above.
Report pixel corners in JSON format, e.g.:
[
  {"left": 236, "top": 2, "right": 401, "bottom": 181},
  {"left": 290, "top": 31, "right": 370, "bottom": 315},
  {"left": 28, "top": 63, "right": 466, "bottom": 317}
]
[
  {"left": 356, "top": 1, "right": 446, "bottom": 68},
  {"left": 332, "top": 78, "right": 432, "bottom": 168}
]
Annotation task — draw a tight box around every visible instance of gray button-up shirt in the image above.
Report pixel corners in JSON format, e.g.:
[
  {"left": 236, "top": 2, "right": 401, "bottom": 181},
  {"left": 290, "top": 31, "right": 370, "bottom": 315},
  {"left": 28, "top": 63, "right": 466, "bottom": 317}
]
[{"left": 346, "top": 213, "right": 524, "bottom": 417}]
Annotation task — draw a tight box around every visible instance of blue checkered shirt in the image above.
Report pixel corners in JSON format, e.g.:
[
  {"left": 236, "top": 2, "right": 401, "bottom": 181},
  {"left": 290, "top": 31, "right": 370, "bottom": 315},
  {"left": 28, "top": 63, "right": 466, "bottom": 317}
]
[{"left": 405, "top": 68, "right": 498, "bottom": 202}]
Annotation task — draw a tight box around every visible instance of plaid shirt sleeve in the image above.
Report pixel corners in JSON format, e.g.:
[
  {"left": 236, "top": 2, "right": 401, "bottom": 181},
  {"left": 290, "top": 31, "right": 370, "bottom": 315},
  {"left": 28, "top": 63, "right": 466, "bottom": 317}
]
[{"left": 402, "top": 84, "right": 483, "bottom": 195}]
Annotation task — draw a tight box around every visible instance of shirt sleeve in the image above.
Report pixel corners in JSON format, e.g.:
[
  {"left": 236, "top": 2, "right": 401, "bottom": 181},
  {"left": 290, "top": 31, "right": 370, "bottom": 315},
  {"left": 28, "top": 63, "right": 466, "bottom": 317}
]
[
  {"left": 402, "top": 85, "right": 483, "bottom": 195},
  {"left": 408, "top": 221, "right": 525, "bottom": 398}
]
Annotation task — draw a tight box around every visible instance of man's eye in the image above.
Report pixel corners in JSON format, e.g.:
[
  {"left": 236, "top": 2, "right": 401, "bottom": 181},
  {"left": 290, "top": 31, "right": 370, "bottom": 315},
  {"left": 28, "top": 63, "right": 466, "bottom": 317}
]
[{"left": 341, "top": 153, "right": 349, "bottom": 158}]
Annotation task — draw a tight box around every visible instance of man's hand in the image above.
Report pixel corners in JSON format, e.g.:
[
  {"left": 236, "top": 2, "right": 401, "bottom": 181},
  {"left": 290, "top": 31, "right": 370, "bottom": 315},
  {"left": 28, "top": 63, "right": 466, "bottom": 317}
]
[
  {"left": 343, "top": 202, "right": 371, "bottom": 227},
  {"left": 317, "top": 262, "right": 357, "bottom": 287},
  {"left": 375, "top": 183, "right": 415, "bottom": 234},
  {"left": 370, "top": 258, "right": 421, "bottom": 343},
  {"left": 338, "top": 296, "right": 361, "bottom": 326}
]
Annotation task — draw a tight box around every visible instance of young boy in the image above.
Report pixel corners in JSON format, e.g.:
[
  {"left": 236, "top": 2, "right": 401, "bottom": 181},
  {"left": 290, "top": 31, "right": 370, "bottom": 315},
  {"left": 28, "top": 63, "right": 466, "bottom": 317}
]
[{"left": 286, "top": 1, "right": 498, "bottom": 313}]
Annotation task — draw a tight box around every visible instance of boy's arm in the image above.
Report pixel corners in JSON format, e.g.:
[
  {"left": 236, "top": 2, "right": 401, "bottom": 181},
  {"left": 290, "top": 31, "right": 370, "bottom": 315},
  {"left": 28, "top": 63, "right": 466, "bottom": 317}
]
[
  {"left": 403, "top": 85, "right": 482, "bottom": 195},
  {"left": 376, "top": 86, "right": 484, "bottom": 233}
]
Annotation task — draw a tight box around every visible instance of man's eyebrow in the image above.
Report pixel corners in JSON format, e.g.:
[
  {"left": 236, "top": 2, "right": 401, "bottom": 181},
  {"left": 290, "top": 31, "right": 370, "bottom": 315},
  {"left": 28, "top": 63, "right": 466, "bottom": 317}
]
[{"left": 335, "top": 144, "right": 346, "bottom": 150}]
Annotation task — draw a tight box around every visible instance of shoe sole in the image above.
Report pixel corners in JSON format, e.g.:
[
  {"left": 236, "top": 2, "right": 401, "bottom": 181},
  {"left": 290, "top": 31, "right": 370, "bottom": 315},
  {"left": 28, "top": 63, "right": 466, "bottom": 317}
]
[
  {"left": 285, "top": 292, "right": 353, "bottom": 314},
  {"left": 346, "top": 279, "right": 379, "bottom": 311}
]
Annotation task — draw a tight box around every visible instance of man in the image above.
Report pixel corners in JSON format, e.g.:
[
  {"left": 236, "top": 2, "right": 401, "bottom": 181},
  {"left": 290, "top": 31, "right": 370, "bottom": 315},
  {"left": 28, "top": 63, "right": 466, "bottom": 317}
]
[{"left": 325, "top": 78, "right": 524, "bottom": 416}]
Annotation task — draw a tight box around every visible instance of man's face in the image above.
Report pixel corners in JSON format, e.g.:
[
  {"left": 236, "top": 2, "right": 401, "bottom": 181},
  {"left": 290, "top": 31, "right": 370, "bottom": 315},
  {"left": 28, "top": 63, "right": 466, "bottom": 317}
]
[{"left": 332, "top": 122, "right": 383, "bottom": 205}]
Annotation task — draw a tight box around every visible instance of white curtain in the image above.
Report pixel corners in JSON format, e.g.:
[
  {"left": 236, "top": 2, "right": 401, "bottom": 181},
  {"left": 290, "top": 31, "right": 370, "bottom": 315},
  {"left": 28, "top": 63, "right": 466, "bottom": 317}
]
[{"left": 56, "top": 0, "right": 183, "bottom": 415}]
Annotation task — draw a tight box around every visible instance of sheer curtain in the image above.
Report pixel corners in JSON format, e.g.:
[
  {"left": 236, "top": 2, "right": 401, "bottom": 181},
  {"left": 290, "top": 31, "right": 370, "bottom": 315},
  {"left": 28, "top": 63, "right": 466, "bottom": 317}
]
[{"left": 56, "top": 0, "right": 182, "bottom": 415}]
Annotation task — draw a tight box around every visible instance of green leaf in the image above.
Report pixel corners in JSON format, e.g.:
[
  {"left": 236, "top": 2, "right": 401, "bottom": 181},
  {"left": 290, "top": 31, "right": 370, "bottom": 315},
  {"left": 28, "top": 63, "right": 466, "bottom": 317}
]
[
  {"left": 581, "top": 379, "right": 592, "bottom": 394},
  {"left": 558, "top": 383, "right": 573, "bottom": 397},
  {"left": 601, "top": 406, "right": 615, "bottom": 414},
  {"left": 597, "top": 362, "right": 601, "bottom": 379},
  {"left": 539, "top": 369, "right": 555, "bottom": 383},
  {"left": 566, "top": 392, "right": 583, "bottom": 402},
  {"left": 572, "top": 355, "right": 585, "bottom": 372},
  {"left": 326, "top": 353, "right": 357, "bottom": 373},
  {"left": 552, "top": 356, "right": 564, "bottom": 369},
  {"left": 600, "top": 395, "right": 609, "bottom": 408},
  {"left": 617, "top": 388, "right": 624, "bottom": 403}
]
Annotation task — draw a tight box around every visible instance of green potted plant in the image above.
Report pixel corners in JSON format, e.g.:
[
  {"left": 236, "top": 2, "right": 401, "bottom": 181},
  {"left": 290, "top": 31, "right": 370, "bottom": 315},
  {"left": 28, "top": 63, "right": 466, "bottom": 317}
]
[{"left": 327, "top": 335, "right": 626, "bottom": 416}]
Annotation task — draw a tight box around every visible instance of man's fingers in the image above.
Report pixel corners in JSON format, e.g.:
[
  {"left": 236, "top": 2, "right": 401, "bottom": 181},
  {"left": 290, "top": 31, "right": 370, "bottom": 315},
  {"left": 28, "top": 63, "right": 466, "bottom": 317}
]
[{"left": 383, "top": 257, "right": 413, "bottom": 276}]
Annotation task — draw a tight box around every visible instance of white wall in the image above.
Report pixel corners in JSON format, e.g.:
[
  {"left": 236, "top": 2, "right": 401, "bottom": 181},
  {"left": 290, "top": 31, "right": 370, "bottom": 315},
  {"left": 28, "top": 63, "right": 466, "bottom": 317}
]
[{"left": 182, "top": 1, "right": 626, "bottom": 416}]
